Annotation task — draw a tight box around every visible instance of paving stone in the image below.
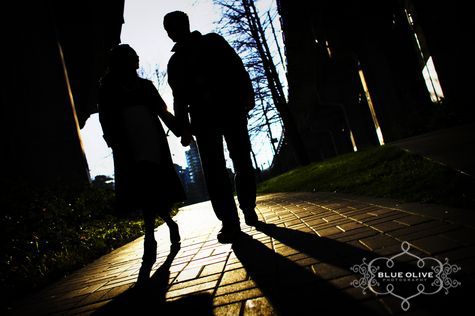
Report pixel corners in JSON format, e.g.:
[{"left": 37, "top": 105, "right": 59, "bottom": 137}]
[
  {"left": 285, "top": 222, "right": 307, "bottom": 230},
  {"left": 169, "top": 262, "right": 187, "bottom": 273},
  {"left": 12, "top": 193, "right": 468, "bottom": 315},
  {"left": 337, "top": 222, "right": 366, "bottom": 232},
  {"left": 350, "top": 213, "right": 380, "bottom": 222},
  {"left": 275, "top": 245, "right": 300, "bottom": 257},
  {"left": 328, "top": 274, "right": 359, "bottom": 289},
  {"left": 220, "top": 268, "right": 248, "bottom": 285},
  {"left": 243, "top": 296, "right": 275, "bottom": 315},
  {"left": 310, "top": 218, "right": 354, "bottom": 231},
  {"left": 372, "top": 243, "right": 427, "bottom": 262},
  {"left": 343, "top": 286, "right": 377, "bottom": 301},
  {"left": 435, "top": 246, "right": 475, "bottom": 263},
  {"left": 213, "top": 288, "right": 263, "bottom": 306},
  {"left": 311, "top": 262, "right": 353, "bottom": 280},
  {"left": 166, "top": 280, "right": 218, "bottom": 299},
  {"left": 61, "top": 300, "right": 110, "bottom": 315},
  {"left": 99, "top": 276, "right": 136, "bottom": 291},
  {"left": 366, "top": 208, "right": 399, "bottom": 216},
  {"left": 199, "top": 261, "right": 226, "bottom": 277},
  {"left": 371, "top": 221, "right": 409, "bottom": 233},
  {"left": 224, "top": 261, "right": 244, "bottom": 271},
  {"left": 379, "top": 295, "right": 406, "bottom": 314},
  {"left": 175, "top": 267, "right": 202, "bottom": 282},
  {"left": 410, "top": 235, "right": 461, "bottom": 255},
  {"left": 316, "top": 226, "right": 344, "bottom": 237},
  {"left": 74, "top": 288, "right": 111, "bottom": 307},
  {"left": 284, "top": 218, "right": 303, "bottom": 227},
  {"left": 186, "top": 254, "right": 228, "bottom": 270},
  {"left": 299, "top": 226, "right": 316, "bottom": 233},
  {"left": 359, "top": 234, "right": 401, "bottom": 251},
  {"left": 295, "top": 257, "right": 319, "bottom": 267},
  {"left": 387, "top": 221, "right": 456, "bottom": 241},
  {"left": 393, "top": 215, "right": 432, "bottom": 226},
  {"left": 305, "top": 218, "right": 328, "bottom": 226},
  {"left": 335, "top": 228, "right": 379, "bottom": 243},
  {"left": 322, "top": 214, "right": 346, "bottom": 222},
  {"left": 216, "top": 280, "right": 257, "bottom": 296},
  {"left": 100, "top": 284, "right": 132, "bottom": 301},
  {"left": 213, "top": 302, "right": 242, "bottom": 315},
  {"left": 360, "top": 298, "right": 393, "bottom": 316},
  {"left": 439, "top": 228, "right": 475, "bottom": 246},
  {"left": 287, "top": 252, "right": 310, "bottom": 262},
  {"left": 169, "top": 274, "right": 221, "bottom": 291},
  {"left": 363, "top": 213, "right": 409, "bottom": 226}
]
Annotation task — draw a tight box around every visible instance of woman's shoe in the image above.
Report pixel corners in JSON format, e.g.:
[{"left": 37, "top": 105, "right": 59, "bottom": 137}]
[
  {"left": 168, "top": 221, "right": 181, "bottom": 245},
  {"left": 142, "top": 238, "right": 157, "bottom": 264}
]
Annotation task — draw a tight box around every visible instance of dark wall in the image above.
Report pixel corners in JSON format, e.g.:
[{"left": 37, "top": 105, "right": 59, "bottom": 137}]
[
  {"left": 1, "top": 0, "right": 124, "bottom": 185},
  {"left": 412, "top": 0, "right": 473, "bottom": 121},
  {"left": 273, "top": 0, "right": 465, "bottom": 169}
]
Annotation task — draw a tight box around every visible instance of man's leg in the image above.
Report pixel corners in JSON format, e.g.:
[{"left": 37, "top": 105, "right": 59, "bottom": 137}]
[
  {"left": 195, "top": 132, "right": 240, "bottom": 229},
  {"left": 224, "top": 118, "right": 258, "bottom": 225}
]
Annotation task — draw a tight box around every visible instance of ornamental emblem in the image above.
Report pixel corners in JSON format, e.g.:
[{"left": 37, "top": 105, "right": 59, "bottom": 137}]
[{"left": 350, "top": 241, "right": 461, "bottom": 311}]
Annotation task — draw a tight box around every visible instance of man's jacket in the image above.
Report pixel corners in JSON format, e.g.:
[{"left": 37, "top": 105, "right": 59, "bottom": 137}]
[{"left": 167, "top": 31, "right": 254, "bottom": 132}]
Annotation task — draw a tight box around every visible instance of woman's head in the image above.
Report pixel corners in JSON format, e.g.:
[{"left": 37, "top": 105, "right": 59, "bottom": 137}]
[{"left": 108, "top": 44, "right": 139, "bottom": 73}]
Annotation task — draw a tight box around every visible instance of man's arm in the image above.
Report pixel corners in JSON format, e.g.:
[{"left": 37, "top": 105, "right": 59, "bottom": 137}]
[
  {"left": 208, "top": 33, "right": 255, "bottom": 112},
  {"left": 167, "top": 56, "right": 193, "bottom": 146},
  {"left": 144, "top": 80, "right": 182, "bottom": 137}
]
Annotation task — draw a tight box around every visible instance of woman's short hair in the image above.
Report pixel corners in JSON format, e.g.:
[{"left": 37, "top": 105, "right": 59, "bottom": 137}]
[{"left": 108, "top": 44, "right": 137, "bottom": 70}]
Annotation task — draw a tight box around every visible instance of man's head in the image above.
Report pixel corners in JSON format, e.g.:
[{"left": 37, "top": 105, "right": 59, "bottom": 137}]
[{"left": 163, "top": 11, "right": 191, "bottom": 43}]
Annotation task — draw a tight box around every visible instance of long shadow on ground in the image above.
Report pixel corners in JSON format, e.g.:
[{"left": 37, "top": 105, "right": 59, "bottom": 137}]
[
  {"left": 92, "top": 244, "right": 213, "bottom": 315},
  {"left": 244, "top": 222, "right": 469, "bottom": 315},
  {"left": 232, "top": 232, "right": 385, "bottom": 315}
]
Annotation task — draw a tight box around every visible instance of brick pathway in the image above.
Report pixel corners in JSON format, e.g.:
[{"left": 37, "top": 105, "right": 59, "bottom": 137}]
[{"left": 8, "top": 193, "right": 474, "bottom": 315}]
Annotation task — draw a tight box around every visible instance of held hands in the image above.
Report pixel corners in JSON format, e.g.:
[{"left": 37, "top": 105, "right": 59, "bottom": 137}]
[{"left": 181, "top": 127, "right": 193, "bottom": 147}]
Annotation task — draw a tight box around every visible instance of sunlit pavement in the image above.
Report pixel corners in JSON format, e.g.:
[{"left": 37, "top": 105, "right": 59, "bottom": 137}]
[{"left": 8, "top": 193, "right": 474, "bottom": 315}]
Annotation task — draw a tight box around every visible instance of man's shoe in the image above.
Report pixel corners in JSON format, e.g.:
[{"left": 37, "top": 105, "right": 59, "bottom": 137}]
[
  {"left": 217, "top": 225, "right": 240, "bottom": 244},
  {"left": 243, "top": 210, "right": 259, "bottom": 226}
]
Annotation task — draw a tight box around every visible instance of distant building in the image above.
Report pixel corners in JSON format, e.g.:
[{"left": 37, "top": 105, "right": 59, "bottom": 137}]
[
  {"left": 184, "top": 141, "right": 208, "bottom": 203},
  {"left": 174, "top": 163, "right": 191, "bottom": 197}
]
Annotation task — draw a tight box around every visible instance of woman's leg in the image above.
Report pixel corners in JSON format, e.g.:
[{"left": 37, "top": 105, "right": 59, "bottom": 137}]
[
  {"left": 161, "top": 210, "right": 180, "bottom": 245},
  {"left": 142, "top": 209, "right": 157, "bottom": 263},
  {"left": 143, "top": 209, "right": 157, "bottom": 241}
]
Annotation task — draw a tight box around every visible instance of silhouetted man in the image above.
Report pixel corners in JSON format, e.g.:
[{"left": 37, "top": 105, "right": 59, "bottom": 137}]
[{"left": 164, "top": 11, "right": 258, "bottom": 242}]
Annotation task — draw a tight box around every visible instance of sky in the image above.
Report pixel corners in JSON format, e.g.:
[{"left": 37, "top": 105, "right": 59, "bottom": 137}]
[{"left": 80, "top": 0, "right": 283, "bottom": 179}]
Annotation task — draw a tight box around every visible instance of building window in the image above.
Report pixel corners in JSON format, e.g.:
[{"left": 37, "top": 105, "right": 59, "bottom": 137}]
[{"left": 404, "top": 5, "right": 445, "bottom": 103}]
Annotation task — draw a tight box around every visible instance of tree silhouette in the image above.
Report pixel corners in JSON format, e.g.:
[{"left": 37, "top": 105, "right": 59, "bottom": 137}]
[{"left": 214, "top": 0, "right": 309, "bottom": 166}]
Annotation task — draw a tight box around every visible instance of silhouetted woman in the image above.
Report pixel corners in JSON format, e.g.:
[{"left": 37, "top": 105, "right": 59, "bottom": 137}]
[{"left": 98, "top": 44, "right": 185, "bottom": 264}]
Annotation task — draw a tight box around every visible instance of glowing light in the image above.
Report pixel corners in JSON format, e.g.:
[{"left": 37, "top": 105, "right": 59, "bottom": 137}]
[
  {"left": 325, "top": 40, "right": 332, "bottom": 58},
  {"left": 349, "top": 130, "right": 358, "bottom": 152},
  {"left": 404, "top": 7, "right": 444, "bottom": 104},
  {"left": 57, "top": 42, "right": 90, "bottom": 173},
  {"left": 422, "top": 56, "right": 445, "bottom": 103},
  {"left": 405, "top": 10, "right": 415, "bottom": 26},
  {"left": 358, "top": 69, "right": 385, "bottom": 146}
]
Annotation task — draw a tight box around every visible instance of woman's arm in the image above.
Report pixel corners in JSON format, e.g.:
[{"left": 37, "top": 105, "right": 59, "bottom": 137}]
[{"left": 145, "top": 80, "right": 184, "bottom": 137}]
